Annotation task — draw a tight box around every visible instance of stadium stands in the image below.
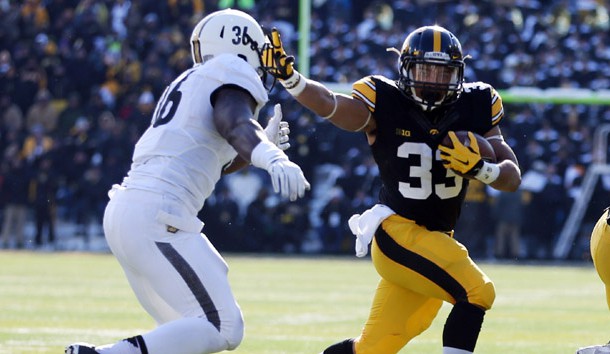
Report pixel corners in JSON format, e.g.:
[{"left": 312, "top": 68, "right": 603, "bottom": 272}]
[{"left": 1, "top": 0, "right": 609, "bottom": 259}]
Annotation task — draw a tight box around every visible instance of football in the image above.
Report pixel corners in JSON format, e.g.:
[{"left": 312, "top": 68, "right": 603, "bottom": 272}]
[{"left": 440, "top": 131, "right": 496, "bottom": 163}]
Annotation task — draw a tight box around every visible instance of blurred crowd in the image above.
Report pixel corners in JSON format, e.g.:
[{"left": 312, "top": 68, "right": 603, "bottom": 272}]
[{"left": 1, "top": 0, "right": 610, "bottom": 260}]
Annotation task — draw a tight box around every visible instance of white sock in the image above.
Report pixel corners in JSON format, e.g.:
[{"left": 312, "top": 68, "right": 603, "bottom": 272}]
[
  {"left": 143, "top": 317, "right": 229, "bottom": 354},
  {"left": 443, "top": 347, "right": 473, "bottom": 354},
  {"left": 96, "top": 318, "right": 231, "bottom": 354},
  {"left": 97, "top": 340, "right": 142, "bottom": 354}
]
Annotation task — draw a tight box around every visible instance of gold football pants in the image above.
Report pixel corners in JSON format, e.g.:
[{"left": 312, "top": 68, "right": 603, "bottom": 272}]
[
  {"left": 355, "top": 214, "right": 495, "bottom": 354},
  {"left": 590, "top": 208, "right": 610, "bottom": 309}
]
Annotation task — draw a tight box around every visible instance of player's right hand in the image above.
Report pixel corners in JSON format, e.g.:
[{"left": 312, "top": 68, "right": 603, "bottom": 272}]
[
  {"left": 263, "top": 28, "right": 295, "bottom": 80},
  {"left": 438, "top": 131, "right": 484, "bottom": 178},
  {"left": 268, "top": 159, "right": 310, "bottom": 201},
  {"left": 264, "top": 104, "right": 290, "bottom": 151}
]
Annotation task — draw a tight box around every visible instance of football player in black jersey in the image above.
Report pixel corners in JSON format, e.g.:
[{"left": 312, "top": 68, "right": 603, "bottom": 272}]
[
  {"left": 577, "top": 207, "right": 610, "bottom": 354},
  {"left": 263, "top": 25, "right": 521, "bottom": 354}
]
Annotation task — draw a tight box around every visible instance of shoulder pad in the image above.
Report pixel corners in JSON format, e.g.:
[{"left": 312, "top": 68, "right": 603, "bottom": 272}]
[
  {"left": 352, "top": 76, "right": 378, "bottom": 113},
  {"left": 462, "top": 82, "right": 504, "bottom": 126}
]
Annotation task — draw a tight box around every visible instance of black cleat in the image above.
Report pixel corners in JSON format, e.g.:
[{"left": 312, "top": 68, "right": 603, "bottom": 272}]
[{"left": 65, "top": 343, "right": 98, "bottom": 354}]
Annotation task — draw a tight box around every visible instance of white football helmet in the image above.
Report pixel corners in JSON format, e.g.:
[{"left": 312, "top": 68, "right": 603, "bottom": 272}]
[{"left": 190, "top": 9, "right": 268, "bottom": 79}]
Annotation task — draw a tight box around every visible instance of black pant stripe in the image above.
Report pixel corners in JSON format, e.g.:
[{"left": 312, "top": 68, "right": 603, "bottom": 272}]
[
  {"left": 156, "top": 242, "right": 221, "bottom": 330},
  {"left": 136, "top": 335, "right": 149, "bottom": 354},
  {"left": 375, "top": 226, "right": 468, "bottom": 302}
]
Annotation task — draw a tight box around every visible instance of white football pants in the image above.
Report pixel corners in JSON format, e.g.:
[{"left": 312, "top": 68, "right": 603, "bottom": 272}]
[{"left": 103, "top": 187, "right": 244, "bottom": 354}]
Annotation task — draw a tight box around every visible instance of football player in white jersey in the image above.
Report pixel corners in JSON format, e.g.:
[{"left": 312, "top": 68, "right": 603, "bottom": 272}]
[{"left": 65, "top": 9, "right": 310, "bottom": 354}]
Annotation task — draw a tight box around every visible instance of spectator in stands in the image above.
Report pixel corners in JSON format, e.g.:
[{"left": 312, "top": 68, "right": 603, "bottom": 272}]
[
  {"left": 19, "top": 0, "right": 50, "bottom": 38},
  {"left": 110, "top": 0, "right": 131, "bottom": 40},
  {"left": 200, "top": 185, "right": 242, "bottom": 252},
  {"left": 243, "top": 187, "right": 276, "bottom": 251},
  {"left": 20, "top": 123, "right": 53, "bottom": 164},
  {"left": 0, "top": 144, "right": 30, "bottom": 249},
  {"left": 349, "top": 188, "right": 375, "bottom": 216},
  {"left": 260, "top": 0, "right": 296, "bottom": 42},
  {"left": 218, "top": 0, "right": 255, "bottom": 11},
  {"left": 274, "top": 199, "right": 310, "bottom": 253},
  {"left": 167, "top": 0, "right": 205, "bottom": 25},
  {"left": 0, "top": 91, "right": 24, "bottom": 142},
  {"left": 319, "top": 187, "right": 351, "bottom": 253},
  {"left": 25, "top": 89, "right": 59, "bottom": 135},
  {"left": 521, "top": 161, "right": 565, "bottom": 259},
  {"left": 73, "top": 164, "right": 108, "bottom": 242},
  {"left": 14, "top": 57, "right": 47, "bottom": 115},
  {"left": 533, "top": 118, "right": 560, "bottom": 160},
  {"left": 96, "top": 116, "right": 133, "bottom": 178},
  {"left": 29, "top": 154, "right": 58, "bottom": 249},
  {"left": 127, "top": 90, "right": 156, "bottom": 135},
  {"left": 0, "top": 50, "right": 17, "bottom": 95},
  {"left": 492, "top": 189, "right": 524, "bottom": 260},
  {"left": 55, "top": 92, "right": 84, "bottom": 138},
  {"left": 224, "top": 168, "right": 264, "bottom": 219},
  {"left": 454, "top": 181, "right": 493, "bottom": 259}
]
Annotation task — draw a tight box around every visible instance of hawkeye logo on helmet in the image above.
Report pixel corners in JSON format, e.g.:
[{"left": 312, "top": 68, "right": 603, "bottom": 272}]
[{"left": 424, "top": 52, "right": 450, "bottom": 60}]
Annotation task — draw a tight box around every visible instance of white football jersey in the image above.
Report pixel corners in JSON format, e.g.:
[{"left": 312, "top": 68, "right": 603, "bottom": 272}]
[{"left": 122, "top": 54, "right": 268, "bottom": 215}]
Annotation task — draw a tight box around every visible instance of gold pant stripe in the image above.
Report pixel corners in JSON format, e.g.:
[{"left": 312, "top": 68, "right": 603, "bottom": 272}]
[{"left": 375, "top": 225, "right": 468, "bottom": 302}]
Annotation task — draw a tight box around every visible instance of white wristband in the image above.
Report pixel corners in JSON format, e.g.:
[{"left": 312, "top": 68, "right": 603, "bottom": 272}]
[
  {"left": 251, "top": 140, "right": 288, "bottom": 171},
  {"left": 281, "top": 71, "right": 306, "bottom": 96},
  {"left": 475, "top": 161, "right": 500, "bottom": 184}
]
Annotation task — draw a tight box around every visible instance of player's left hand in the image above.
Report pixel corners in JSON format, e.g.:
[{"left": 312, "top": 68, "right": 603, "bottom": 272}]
[
  {"left": 264, "top": 104, "right": 290, "bottom": 151},
  {"left": 268, "top": 159, "right": 310, "bottom": 201},
  {"left": 262, "top": 28, "right": 295, "bottom": 80},
  {"left": 438, "top": 131, "right": 484, "bottom": 178}
]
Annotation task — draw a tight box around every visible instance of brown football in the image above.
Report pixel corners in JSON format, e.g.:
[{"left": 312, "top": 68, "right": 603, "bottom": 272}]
[{"left": 440, "top": 131, "right": 496, "bottom": 163}]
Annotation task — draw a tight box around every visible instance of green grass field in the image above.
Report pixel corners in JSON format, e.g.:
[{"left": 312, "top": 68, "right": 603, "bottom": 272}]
[{"left": 0, "top": 251, "right": 607, "bottom": 354}]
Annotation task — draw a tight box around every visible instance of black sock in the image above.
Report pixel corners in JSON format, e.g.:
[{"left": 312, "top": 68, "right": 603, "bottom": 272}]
[
  {"left": 323, "top": 338, "right": 355, "bottom": 354},
  {"left": 443, "top": 302, "right": 485, "bottom": 351}
]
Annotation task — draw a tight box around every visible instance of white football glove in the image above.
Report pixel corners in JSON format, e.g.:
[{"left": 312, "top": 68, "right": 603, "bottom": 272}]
[
  {"left": 268, "top": 159, "right": 310, "bottom": 201},
  {"left": 264, "top": 103, "right": 291, "bottom": 151}
]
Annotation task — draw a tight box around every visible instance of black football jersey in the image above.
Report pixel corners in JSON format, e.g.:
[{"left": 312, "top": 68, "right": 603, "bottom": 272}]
[{"left": 352, "top": 75, "right": 504, "bottom": 232}]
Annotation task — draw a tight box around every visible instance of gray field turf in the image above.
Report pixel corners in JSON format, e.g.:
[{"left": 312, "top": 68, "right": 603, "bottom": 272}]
[{"left": 0, "top": 251, "right": 607, "bottom": 354}]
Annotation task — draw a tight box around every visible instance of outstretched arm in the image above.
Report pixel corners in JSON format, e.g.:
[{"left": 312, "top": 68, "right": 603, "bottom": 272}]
[{"left": 264, "top": 28, "right": 373, "bottom": 133}]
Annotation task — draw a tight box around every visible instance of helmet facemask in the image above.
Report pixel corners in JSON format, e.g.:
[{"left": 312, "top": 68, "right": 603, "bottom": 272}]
[
  {"left": 238, "top": 30, "right": 277, "bottom": 92},
  {"left": 399, "top": 56, "right": 463, "bottom": 111},
  {"left": 393, "top": 25, "right": 465, "bottom": 111}
]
